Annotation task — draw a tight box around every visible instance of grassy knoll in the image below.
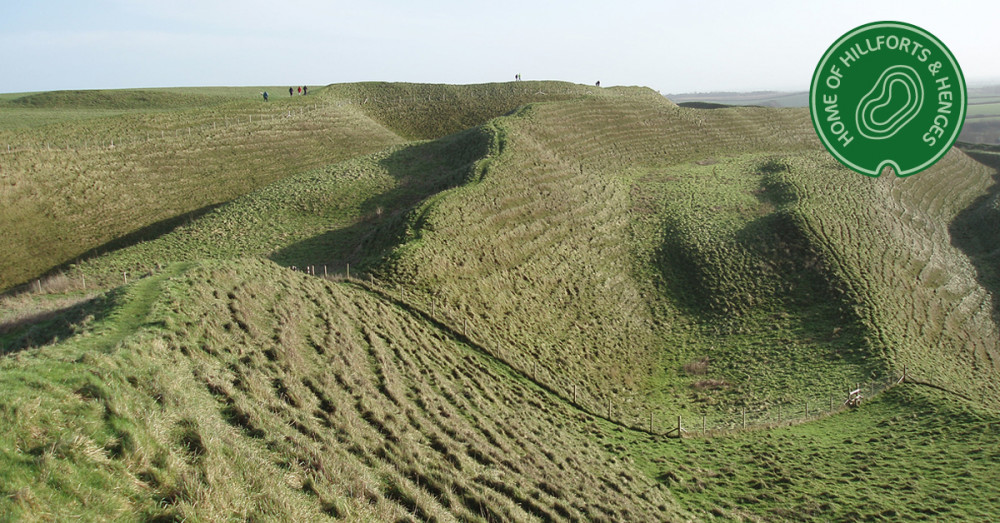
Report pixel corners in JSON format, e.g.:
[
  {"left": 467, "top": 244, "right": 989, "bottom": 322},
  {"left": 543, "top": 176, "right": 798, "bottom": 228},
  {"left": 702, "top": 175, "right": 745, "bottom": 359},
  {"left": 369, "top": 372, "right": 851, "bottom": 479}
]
[
  {"left": 0, "top": 258, "right": 685, "bottom": 521},
  {"left": 371, "top": 94, "right": 870, "bottom": 420},
  {"left": 57, "top": 85, "right": 1000, "bottom": 420},
  {"left": 319, "top": 81, "right": 621, "bottom": 140}
]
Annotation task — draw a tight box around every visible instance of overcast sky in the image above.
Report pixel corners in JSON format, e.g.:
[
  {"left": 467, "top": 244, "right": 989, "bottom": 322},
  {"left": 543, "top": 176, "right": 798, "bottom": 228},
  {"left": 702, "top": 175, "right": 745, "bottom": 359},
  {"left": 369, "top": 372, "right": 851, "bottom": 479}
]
[{"left": 2, "top": 0, "right": 998, "bottom": 94}]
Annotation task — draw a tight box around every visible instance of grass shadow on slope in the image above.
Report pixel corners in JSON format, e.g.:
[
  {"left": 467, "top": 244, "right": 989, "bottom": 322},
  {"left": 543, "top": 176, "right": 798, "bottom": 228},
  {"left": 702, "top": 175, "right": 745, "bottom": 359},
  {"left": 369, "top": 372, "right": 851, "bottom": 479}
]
[
  {"left": 30, "top": 203, "right": 226, "bottom": 284},
  {"left": 950, "top": 148, "right": 1000, "bottom": 327},
  {"left": 646, "top": 156, "right": 880, "bottom": 404},
  {"left": 0, "top": 291, "right": 116, "bottom": 355},
  {"left": 269, "top": 126, "right": 494, "bottom": 272}
]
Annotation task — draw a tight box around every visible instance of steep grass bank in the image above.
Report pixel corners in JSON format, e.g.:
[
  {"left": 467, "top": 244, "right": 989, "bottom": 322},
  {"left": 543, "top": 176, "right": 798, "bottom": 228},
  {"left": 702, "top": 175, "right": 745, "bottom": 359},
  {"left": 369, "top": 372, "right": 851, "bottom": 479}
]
[{"left": 0, "top": 258, "right": 685, "bottom": 521}]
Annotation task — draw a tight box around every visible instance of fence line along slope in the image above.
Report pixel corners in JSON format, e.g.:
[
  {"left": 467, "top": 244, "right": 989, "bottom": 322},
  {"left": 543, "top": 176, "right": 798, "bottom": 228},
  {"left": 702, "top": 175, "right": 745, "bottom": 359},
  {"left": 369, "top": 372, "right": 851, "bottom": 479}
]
[{"left": 372, "top": 89, "right": 1000, "bottom": 416}]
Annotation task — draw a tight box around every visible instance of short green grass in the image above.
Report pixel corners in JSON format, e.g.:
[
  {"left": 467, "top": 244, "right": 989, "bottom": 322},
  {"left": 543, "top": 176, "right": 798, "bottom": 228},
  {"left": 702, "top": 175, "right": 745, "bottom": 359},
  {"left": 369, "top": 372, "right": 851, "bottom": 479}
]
[
  {"left": 612, "top": 385, "right": 1000, "bottom": 521},
  {"left": 0, "top": 258, "right": 686, "bottom": 521},
  {"left": 3, "top": 82, "right": 1000, "bottom": 521}
]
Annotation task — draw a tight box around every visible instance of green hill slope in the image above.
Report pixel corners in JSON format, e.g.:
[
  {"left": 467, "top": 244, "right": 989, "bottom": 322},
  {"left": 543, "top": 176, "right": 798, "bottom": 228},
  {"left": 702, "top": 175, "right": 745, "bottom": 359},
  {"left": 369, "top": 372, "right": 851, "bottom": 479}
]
[
  {"left": 319, "top": 81, "right": 638, "bottom": 140},
  {"left": 62, "top": 86, "right": 1000, "bottom": 413},
  {"left": 0, "top": 94, "right": 404, "bottom": 291},
  {"left": 0, "top": 82, "right": 597, "bottom": 292},
  {"left": 0, "top": 258, "right": 685, "bottom": 521},
  {"left": 3, "top": 82, "right": 1000, "bottom": 520}
]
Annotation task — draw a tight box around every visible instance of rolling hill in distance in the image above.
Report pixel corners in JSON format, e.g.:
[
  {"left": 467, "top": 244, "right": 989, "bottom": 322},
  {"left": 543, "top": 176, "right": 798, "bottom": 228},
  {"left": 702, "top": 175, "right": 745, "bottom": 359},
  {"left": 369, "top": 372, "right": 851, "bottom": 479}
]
[{"left": 2, "top": 81, "right": 1000, "bottom": 521}]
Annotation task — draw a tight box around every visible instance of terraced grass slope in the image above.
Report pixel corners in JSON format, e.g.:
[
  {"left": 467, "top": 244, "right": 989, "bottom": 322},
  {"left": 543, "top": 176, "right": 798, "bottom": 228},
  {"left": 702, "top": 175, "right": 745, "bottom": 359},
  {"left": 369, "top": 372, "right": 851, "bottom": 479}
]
[
  {"left": 0, "top": 82, "right": 589, "bottom": 291},
  {"left": 71, "top": 127, "right": 494, "bottom": 288},
  {"left": 3, "top": 82, "right": 1000, "bottom": 520},
  {"left": 0, "top": 92, "right": 403, "bottom": 291},
  {"left": 57, "top": 84, "right": 1000, "bottom": 416},
  {"left": 0, "top": 259, "right": 685, "bottom": 521}
]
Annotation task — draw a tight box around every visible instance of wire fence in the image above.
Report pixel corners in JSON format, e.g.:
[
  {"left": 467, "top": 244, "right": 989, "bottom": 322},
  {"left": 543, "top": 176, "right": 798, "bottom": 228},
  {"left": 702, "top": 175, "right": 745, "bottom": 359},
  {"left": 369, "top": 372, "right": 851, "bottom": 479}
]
[
  {"left": 8, "top": 259, "right": 909, "bottom": 440},
  {"left": 311, "top": 267, "right": 909, "bottom": 439}
]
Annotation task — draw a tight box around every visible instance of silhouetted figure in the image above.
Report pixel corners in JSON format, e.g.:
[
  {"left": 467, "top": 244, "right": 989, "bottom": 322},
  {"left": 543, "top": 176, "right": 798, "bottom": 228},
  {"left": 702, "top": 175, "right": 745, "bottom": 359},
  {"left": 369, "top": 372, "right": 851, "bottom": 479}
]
[
  {"left": 298, "top": 86, "right": 302, "bottom": 94},
  {"left": 263, "top": 91, "right": 269, "bottom": 101},
  {"left": 595, "top": 81, "right": 601, "bottom": 87},
  {"left": 289, "top": 87, "right": 294, "bottom": 96},
  {"left": 303, "top": 86, "right": 308, "bottom": 95},
  {"left": 515, "top": 73, "right": 521, "bottom": 81}
]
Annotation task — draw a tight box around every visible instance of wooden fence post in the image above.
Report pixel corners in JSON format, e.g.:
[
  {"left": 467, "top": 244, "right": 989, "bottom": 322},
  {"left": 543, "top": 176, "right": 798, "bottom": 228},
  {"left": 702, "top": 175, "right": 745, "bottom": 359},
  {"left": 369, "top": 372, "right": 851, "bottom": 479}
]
[
  {"left": 573, "top": 384, "right": 577, "bottom": 404},
  {"left": 702, "top": 415, "right": 707, "bottom": 435},
  {"left": 346, "top": 263, "right": 350, "bottom": 280},
  {"left": 463, "top": 318, "right": 467, "bottom": 336},
  {"left": 677, "top": 415, "right": 683, "bottom": 437},
  {"left": 742, "top": 407, "right": 746, "bottom": 429},
  {"left": 36, "top": 279, "right": 42, "bottom": 293},
  {"left": 323, "top": 265, "right": 327, "bottom": 277},
  {"left": 123, "top": 272, "right": 128, "bottom": 285}
]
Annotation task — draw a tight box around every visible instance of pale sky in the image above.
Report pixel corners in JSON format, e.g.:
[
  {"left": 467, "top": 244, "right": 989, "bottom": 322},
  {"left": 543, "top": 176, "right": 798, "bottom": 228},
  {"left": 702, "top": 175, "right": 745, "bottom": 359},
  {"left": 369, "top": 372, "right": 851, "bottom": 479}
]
[{"left": 1, "top": 0, "right": 998, "bottom": 94}]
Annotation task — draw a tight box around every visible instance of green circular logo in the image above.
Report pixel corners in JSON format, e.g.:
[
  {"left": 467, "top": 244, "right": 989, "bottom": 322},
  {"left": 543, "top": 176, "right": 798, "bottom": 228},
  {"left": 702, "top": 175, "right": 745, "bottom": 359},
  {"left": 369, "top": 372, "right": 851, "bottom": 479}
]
[{"left": 810, "top": 21, "right": 966, "bottom": 177}]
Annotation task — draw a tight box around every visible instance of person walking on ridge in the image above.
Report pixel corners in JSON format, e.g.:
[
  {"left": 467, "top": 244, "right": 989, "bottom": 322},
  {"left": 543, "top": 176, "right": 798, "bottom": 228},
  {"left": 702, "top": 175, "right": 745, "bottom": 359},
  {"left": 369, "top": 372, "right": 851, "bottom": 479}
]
[
  {"left": 289, "top": 87, "right": 294, "bottom": 96},
  {"left": 263, "top": 91, "right": 269, "bottom": 101}
]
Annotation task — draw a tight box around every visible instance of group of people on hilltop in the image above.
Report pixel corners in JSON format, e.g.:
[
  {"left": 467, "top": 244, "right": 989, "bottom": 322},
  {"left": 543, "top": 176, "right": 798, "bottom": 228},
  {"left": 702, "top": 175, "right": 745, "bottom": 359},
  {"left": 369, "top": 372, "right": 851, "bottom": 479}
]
[{"left": 263, "top": 86, "right": 308, "bottom": 101}]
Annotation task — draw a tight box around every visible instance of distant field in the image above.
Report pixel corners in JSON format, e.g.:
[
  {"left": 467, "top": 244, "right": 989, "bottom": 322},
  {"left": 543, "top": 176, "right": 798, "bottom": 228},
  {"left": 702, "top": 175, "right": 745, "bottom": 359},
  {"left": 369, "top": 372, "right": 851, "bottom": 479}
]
[{"left": 669, "top": 85, "right": 1000, "bottom": 144}]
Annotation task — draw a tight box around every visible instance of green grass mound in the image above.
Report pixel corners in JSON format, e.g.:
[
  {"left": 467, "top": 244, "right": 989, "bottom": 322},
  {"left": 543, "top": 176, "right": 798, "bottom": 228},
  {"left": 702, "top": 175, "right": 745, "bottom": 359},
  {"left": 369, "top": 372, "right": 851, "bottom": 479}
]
[
  {"left": 0, "top": 258, "right": 685, "bottom": 521},
  {"left": 72, "top": 126, "right": 493, "bottom": 286},
  {"left": 0, "top": 89, "right": 406, "bottom": 291}
]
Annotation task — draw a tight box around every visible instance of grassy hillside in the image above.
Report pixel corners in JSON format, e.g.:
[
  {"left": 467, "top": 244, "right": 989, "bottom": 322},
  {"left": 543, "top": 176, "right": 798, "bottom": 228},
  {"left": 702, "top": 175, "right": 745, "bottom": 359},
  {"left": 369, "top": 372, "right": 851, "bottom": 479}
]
[
  {"left": 69, "top": 127, "right": 493, "bottom": 288},
  {"left": 0, "top": 91, "right": 404, "bottom": 291},
  {"left": 619, "top": 385, "right": 1000, "bottom": 520},
  {"left": 3, "top": 82, "right": 1000, "bottom": 520},
  {"left": 319, "top": 81, "right": 630, "bottom": 140},
  {"left": 52, "top": 84, "right": 1000, "bottom": 412},
  {"left": 0, "top": 258, "right": 685, "bottom": 521},
  {"left": 0, "top": 81, "right": 594, "bottom": 292}
]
